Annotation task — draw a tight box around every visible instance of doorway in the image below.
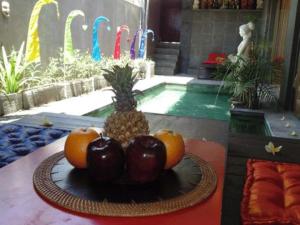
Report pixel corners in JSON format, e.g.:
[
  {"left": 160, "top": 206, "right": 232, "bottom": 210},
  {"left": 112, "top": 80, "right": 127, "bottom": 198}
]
[{"left": 160, "top": 0, "right": 182, "bottom": 42}]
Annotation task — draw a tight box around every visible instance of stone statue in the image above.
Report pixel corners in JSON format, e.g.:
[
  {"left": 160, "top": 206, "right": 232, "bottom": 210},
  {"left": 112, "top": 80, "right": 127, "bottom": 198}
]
[
  {"left": 193, "top": 0, "right": 199, "bottom": 10},
  {"left": 257, "top": 0, "right": 264, "bottom": 9},
  {"left": 228, "top": 22, "right": 255, "bottom": 63},
  {"left": 1, "top": 1, "right": 10, "bottom": 17}
]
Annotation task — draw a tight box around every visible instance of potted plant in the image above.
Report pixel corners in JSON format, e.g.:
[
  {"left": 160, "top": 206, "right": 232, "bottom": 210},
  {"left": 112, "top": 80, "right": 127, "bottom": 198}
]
[
  {"left": 133, "top": 58, "right": 155, "bottom": 79},
  {"left": 215, "top": 44, "right": 282, "bottom": 110},
  {"left": 0, "top": 42, "right": 38, "bottom": 115},
  {"left": 44, "top": 49, "right": 107, "bottom": 99}
]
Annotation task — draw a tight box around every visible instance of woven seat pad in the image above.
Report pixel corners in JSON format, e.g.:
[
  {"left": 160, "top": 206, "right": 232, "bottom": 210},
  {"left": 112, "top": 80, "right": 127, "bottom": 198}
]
[
  {"left": 33, "top": 152, "right": 217, "bottom": 217},
  {"left": 242, "top": 159, "right": 300, "bottom": 225}
]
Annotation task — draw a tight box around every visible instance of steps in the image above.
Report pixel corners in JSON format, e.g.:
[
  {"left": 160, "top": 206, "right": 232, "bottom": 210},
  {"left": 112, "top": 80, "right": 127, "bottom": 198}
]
[{"left": 153, "top": 42, "right": 180, "bottom": 75}]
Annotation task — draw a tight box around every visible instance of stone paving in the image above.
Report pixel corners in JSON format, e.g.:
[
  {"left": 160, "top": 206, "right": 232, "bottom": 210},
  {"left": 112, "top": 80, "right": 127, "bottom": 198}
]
[
  {"left": 0, "top": 75, "right": 299, "bottom": 140},
  {"left": 0, "top": 76, "right": 222, "bottom": 123},
  {"left": 265, "top": 112, "right": 300, "bottom": 140}
]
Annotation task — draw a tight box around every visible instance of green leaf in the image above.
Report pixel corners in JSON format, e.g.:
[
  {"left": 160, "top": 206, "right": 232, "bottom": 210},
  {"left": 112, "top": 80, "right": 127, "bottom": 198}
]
[
  {"left": 15, "top": 42, "right": 25, "bottom": 74},
  {"left": 2, "top": 46, "right": 11, "bottom": 76}
]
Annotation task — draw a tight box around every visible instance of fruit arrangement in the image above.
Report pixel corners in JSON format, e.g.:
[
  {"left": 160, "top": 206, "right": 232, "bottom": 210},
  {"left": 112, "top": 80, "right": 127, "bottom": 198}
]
[
  {"left": 64, "top": 65, "right": 185, "bottom": 184},
  {"left": 64, "top": 128, "right": 185, "bottom": 184}
]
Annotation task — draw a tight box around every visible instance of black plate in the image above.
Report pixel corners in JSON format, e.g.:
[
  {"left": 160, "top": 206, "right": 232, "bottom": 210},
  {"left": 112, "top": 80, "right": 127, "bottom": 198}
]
[{"left": 51, "top": 155, "right": 202, "bottom": 204}]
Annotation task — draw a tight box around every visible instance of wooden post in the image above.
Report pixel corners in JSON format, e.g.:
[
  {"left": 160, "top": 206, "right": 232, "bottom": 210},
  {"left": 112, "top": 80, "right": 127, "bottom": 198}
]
[{"left": 279, "top": 0, "right": 300, "bottom": 109}]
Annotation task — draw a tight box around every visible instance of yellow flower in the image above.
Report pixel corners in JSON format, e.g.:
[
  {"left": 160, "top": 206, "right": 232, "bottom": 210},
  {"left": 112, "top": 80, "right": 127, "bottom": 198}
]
[
  {"left": 41, "top": 117, "right": 53, "bottom": 127},
  {"left": 290, "top": 131, "right": 298, "bottom": 136},
  {"left": 265, "top": 142, "right": 282, "bottom": 156}
]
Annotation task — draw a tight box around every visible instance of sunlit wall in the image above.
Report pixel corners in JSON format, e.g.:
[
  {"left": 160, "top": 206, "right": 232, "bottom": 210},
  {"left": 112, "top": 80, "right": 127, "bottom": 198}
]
[{"left": 0, "top": 0, "right": 142, "bottom": 65}]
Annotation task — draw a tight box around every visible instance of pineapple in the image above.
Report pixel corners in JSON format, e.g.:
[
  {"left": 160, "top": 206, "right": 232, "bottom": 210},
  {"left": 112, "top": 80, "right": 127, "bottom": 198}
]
[{"left": 103, "top": 64, "right": 149, "bottom": 146}]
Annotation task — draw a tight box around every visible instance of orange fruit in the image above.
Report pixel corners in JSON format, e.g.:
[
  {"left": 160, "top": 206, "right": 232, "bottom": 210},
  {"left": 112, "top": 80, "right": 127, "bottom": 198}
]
[
  {"left": 154, "top": 129, "right": 185, "bottom": 169},
  {"left": 64, "top": 128, "right": 100, "bottom": 169}
]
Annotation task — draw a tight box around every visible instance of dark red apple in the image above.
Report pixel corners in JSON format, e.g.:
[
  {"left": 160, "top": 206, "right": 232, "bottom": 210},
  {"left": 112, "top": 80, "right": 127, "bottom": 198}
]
[
  {"left": 126, "top": 135, "right": 166, "bottom": 184},
  {"left": 87, "top": 135, "right": 124, "bottom": 182}
]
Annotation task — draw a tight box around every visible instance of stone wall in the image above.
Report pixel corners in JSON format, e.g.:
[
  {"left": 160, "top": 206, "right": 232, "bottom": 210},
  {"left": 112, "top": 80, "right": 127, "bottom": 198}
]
[
  {"left": 180, "top": 0, "right": 264, "bottom": 74},
  {"left": 147, "top": 0, "right": 161, "bottom": 57},
  {"left": 0, "top": 0, "right": 142, "bottom": 65}
]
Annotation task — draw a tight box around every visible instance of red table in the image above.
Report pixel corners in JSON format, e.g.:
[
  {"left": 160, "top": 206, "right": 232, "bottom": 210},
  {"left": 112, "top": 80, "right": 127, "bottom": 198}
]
[{"left": 0, "top": 138, "right": 226, "bottom": 225}]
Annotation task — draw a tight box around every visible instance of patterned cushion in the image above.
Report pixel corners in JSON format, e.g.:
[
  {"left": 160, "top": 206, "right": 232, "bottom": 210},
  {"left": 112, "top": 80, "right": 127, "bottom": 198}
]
[
  {"left": 242, "top": 159, "right": 300, "bottom": 225},
  {"left": 0, "top": 124, "right": 69, "bottom": 168}
]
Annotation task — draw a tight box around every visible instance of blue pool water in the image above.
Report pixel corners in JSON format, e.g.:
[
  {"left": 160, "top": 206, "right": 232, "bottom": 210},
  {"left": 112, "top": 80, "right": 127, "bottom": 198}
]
[{"left": 88, "top": 84, "right": 231, "bottom": 121}]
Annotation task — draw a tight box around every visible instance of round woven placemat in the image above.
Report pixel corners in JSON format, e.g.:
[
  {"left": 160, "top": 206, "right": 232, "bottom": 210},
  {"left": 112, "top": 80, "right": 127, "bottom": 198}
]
[{"left": 33, "top": 152, "right": 217, "bottom": 217}]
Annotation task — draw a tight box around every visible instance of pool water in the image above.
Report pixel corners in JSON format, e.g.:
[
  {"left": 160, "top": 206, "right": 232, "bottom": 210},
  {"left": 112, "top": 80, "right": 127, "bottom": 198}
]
[
  {"left": 230, "top": 115, "right": 271, "bottom": 136},
  {"left": 87, "top": 84, "right": 231, "bottom": 121}
]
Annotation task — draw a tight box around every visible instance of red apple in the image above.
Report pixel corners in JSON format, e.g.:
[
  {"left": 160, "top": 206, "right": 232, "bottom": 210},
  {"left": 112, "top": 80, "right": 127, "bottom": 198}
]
[
  {"left": 87, "top": 135, "right": 124, "bottom": 182},
  {"left": 126, "top": 135, "right": 166, "bottom": 184}
]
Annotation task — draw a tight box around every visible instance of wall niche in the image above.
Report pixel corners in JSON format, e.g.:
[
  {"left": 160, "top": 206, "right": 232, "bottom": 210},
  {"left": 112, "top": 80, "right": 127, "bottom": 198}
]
[{"left": 179, "top": 5, "right": 264, "bottom": 76}]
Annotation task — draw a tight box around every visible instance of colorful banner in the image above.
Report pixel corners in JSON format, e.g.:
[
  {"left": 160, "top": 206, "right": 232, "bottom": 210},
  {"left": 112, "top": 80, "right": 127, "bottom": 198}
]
[
  {"left": 138, "top": 29, "right": 155, "bottom": 59},
  {"left": 113, "top": 25, "right": 130, "bottom": 59},
  {"left": 130, "top": 28, "right": 143, "bottom": 59},
  {"left": 92, "top": 16, "right": 110, "bottom": 61},
  {"left": 64, "top": 10, "right": 85, "bottom": 64},
  {"left": 25, "top": 0, "right": 59, "bottom": 63}
]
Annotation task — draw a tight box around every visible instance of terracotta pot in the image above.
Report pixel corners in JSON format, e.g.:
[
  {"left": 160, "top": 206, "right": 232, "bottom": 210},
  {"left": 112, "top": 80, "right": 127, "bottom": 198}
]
[
  {"left": 0, "top": 93, "right": 23, "bottom": 115},
  {"left": 22, "top": 85, "right": 60, "bottom": 109}
]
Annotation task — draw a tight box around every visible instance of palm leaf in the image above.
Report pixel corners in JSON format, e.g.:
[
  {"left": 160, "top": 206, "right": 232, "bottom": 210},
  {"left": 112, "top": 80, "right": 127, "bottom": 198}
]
[
  {"left": 217, "top": 42, "right": 278, "bottom": 109},
  {"left": 2, "top": 46, "right": 11, "bottom": 76},
  {"left": 15, "top": 42, "right": 25, "bottom": 74},
  {"left": 0, "top": 42, "right": 37, "bottom": 94}
]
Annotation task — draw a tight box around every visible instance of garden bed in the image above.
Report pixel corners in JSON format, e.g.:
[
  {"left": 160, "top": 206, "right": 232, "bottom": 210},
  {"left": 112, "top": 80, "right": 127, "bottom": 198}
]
[
  {"left": 0, "top": 76, "right": 107, "bottom": 115},
  {"left": 0, "top": 61, "right": 155, "bottom": 116},
  {"left": 0, "top": 44, "right": 155, "bottom": 116}
]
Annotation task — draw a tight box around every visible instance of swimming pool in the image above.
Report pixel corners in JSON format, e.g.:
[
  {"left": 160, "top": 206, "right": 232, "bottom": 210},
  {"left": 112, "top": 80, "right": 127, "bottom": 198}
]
[
  {"left": 87, "top": 83, "right": 231, "bottom": 121},
  {"left": 230, "top": 115, "right": 271, "bottom": 136}
]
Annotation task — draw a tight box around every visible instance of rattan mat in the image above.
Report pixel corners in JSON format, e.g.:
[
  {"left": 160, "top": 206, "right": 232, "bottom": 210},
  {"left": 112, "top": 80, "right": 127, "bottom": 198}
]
[{"left": 33, "top": 152, "right": 217, "bottom": 217}]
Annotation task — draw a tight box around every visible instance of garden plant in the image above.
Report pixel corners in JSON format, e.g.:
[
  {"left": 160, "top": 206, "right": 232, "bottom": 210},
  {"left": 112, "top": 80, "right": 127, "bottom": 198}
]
[{"left": 215, "top": 43, "right": 283, "bottom": 109}]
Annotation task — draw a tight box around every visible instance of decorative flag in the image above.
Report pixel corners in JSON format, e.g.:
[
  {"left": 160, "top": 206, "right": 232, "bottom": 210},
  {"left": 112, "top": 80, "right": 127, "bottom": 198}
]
[
  {"left": 92, "top": 16, "right": 110, "bottom": 61},
  {"left": 130, "top": 28, "right": 143, "bottom": 59},
  {"left": 25, "top": 0, "right": 59, "bottom": 63},
  {"left": 138, "top": 29, "right": 155, "bottom": 59},
  {"left": 64, "top": 10, "right": 86, "bottom": 64},
  {"left": 113, "top": 25, "right": 130, "bottom": 59}
]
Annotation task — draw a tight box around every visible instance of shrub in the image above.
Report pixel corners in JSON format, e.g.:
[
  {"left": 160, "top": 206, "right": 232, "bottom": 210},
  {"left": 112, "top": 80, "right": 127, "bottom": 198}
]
[
  {"left": 0, "top": 42, "right": 40, "bottom": 94},
  {"left": 45, "top": 49, "right": 153, "bottom": 82},
  {"left": 215, "top": 44, "right": 282, "bottom": 109},
  {"left": 45, "top": 49, "right": 103, "bottom": 82}
]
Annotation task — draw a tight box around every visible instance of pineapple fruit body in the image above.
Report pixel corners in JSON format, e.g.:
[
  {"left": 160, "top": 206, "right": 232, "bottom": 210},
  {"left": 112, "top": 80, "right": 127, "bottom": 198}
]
[
  {"left": 104, "top": 110, "right": 149, "bottom": 147},
  {"left": 103, "top": 64, "right": 150, "bottom": 146}
]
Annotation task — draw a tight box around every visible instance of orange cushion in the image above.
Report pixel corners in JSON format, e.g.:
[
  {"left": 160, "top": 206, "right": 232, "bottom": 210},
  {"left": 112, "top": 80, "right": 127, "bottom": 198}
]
[{"left": 242, "top": 159, "right": 300, "bottom": 225}]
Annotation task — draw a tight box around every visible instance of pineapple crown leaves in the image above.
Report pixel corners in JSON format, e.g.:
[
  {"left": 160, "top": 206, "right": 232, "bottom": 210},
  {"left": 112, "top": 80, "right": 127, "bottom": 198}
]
[{"left": 102, "top": 63, "right": 142, "bottom": 96}]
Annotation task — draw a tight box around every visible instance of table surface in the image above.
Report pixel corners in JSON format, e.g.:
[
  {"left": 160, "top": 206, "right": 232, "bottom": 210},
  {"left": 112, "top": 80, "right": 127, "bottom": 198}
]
[{"left": 0, "top": 138, "right": 226, "bottom": 225}]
